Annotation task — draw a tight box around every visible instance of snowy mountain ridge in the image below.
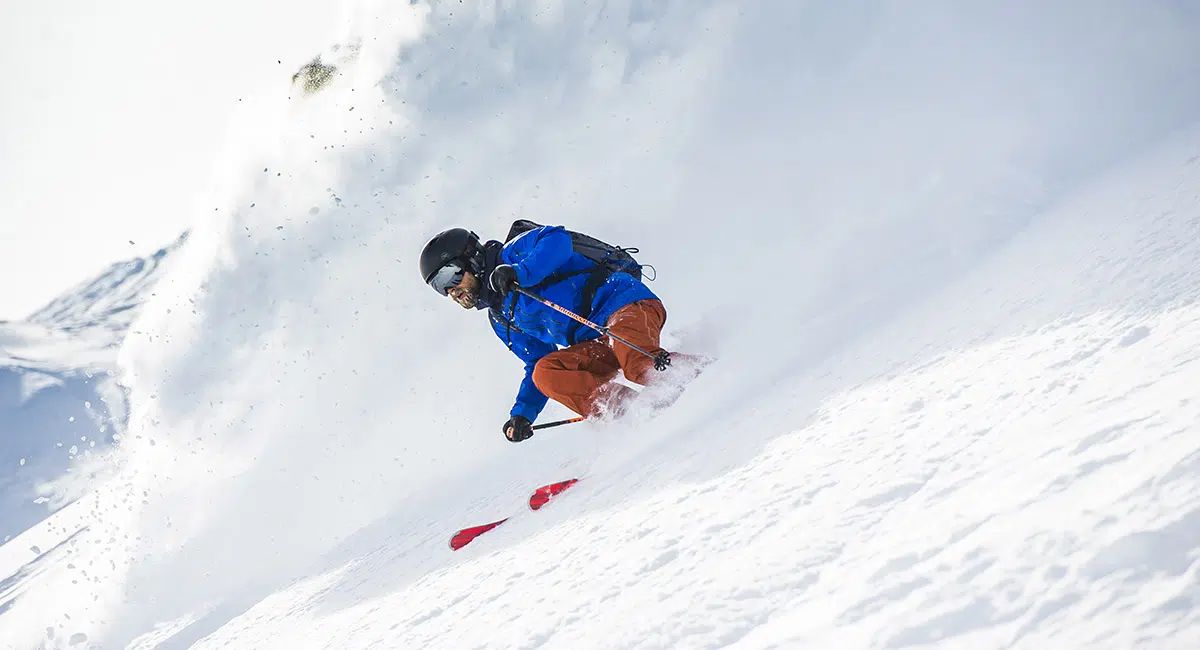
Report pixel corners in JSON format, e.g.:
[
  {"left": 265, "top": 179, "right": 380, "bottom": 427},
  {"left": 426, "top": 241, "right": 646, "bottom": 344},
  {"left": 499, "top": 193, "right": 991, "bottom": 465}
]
[
  {"left": 27, "top": 233, "right": 187, "bottom": 344},
  {"left": 0, "top": 234, "right": 183, "bottom": 544}
]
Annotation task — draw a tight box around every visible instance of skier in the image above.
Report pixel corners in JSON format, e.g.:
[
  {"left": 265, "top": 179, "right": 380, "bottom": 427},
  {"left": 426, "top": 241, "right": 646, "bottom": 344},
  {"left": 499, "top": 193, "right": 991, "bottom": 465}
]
[{"left": 419, "top": 224, "right": 700, "bottom": 443}]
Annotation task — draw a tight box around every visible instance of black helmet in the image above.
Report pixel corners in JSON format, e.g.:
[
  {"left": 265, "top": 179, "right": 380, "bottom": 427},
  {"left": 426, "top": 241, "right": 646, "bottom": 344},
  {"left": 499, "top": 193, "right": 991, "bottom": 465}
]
[{"left": 419, "top": 227, "right": 483, "bottom": 283}]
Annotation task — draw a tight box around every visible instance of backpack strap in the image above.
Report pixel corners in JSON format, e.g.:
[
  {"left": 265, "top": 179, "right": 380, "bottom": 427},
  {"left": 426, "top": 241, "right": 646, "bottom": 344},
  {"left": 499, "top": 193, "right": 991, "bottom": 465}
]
[
  {"left": 490, "top": 291, "right": 524, "bottom": 350},
  {"left": 525, "top": 268, "right": 592, "bottom": 293}
]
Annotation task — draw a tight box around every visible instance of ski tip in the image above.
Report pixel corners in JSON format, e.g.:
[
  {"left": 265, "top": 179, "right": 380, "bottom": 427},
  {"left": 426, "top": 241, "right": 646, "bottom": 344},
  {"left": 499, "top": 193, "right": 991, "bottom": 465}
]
[
  {"left": 449, "top": 519, "right": 508, "bottom": 551},
  {"left": 529, "top": 478, "right": 580, "bottom": 511}
]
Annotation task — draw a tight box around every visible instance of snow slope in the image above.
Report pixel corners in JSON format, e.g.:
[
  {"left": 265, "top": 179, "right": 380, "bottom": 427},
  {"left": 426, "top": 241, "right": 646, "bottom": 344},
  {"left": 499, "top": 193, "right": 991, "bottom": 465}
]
[
  {"left": 4, "top": 1, "right": 1200, "bottom": 648},
  {"left": 0, "top": 235, "right": 181, "bottom": 543},
  {"left": 143, "top": 121, "right": 1200, "bottom": 650}
]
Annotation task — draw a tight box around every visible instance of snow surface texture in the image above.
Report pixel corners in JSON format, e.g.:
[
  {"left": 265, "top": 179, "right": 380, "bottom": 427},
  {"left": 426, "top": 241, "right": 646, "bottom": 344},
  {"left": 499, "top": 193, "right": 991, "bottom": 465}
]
[
  {"left": 3, "top": 1, "right": 1200, "bottom": 648},
  {"left": 0, "top": 236, "right": 180, "bottom": 543}
]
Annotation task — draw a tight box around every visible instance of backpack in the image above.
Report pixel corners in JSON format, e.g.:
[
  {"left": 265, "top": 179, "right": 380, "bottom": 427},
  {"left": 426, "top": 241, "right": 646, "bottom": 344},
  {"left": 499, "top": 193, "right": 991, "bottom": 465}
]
[
  {"left": 504, "top": 219, "right": 644, "bottom": 280},
  {"left": 502, "top": 219, "right": 650, "bottom": 344}
]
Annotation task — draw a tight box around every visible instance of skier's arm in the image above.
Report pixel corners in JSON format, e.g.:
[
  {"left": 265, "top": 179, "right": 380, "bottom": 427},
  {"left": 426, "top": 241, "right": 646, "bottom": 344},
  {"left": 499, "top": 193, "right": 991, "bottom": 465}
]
[
  {"left": 489, "top": 313, "right": 554, "bottom": 422},
  {"left": 507, "top": 226, "right": 574, "bottom": 287},
  {"left": 512, "top": 357, "right": 550, "bottom": 422}
]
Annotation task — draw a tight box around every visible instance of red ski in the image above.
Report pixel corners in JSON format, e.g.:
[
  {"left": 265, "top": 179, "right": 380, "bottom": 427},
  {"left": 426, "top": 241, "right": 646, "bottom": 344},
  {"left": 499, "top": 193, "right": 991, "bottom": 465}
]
[
  {"left": 449, "top": 479, "right": 580, "bottom": 551},
  {"left": 529, "top": 479, "right": 579, "bottom": 510},
  {"left": 449, "top": 520, "right": 507, "bottom": 550}
]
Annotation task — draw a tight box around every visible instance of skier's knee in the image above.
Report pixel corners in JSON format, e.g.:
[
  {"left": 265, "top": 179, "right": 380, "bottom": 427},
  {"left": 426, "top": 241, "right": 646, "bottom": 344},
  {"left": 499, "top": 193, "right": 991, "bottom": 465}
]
[{"left": 531, "top": 358, "right": 556, "bottom": 394}]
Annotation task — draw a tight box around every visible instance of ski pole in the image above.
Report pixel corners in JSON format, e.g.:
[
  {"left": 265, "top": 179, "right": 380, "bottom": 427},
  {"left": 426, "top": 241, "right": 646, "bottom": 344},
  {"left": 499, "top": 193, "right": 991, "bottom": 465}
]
[
  {"left": 533, "top": 416, "right": 585, "bottom": 431},
  {"left": 514, "top": 287, "right": 671, "bottom": 371}
]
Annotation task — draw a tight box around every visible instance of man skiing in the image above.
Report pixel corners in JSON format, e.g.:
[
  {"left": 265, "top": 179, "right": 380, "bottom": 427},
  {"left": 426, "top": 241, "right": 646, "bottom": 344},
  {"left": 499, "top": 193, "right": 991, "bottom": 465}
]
[{"left": 419, "top": 223, "right": 697, "bottom": 443}]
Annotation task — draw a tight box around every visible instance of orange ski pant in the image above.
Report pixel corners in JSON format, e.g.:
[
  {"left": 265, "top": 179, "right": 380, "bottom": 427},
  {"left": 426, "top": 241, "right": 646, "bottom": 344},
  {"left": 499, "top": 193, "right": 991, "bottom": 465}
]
[{"left": 531, "top": 299, "right": 666, "bottom": 418}]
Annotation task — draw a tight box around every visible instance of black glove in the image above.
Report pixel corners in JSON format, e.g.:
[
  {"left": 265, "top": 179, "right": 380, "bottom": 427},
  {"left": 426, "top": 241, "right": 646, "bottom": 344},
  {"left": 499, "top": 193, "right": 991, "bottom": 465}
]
[
  {"left": 490, "top": 264, "right": 519, "bottom": 296},
  {"left": 503, "top": 415, "right": 534, "bottom": 443}
]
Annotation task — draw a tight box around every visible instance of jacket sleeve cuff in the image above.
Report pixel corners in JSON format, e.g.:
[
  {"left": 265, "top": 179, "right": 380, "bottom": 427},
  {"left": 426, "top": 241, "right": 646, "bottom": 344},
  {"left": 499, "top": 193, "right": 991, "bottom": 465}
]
[{"left": 510, "top": 403, "right": 539, "bottom": 422}]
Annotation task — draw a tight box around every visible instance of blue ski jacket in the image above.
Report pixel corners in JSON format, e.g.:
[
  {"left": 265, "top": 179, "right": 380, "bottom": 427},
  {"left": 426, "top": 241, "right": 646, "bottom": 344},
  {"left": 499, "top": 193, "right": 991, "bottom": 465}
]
[{"left": 483, "top": 225, "right": 658, "bottom": 422}]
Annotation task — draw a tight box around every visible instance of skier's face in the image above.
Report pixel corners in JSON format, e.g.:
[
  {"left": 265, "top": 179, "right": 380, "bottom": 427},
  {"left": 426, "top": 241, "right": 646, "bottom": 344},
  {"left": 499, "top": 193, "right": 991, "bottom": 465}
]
[{"left": 447, "top": 271, "right": 480, "bottom": 309}]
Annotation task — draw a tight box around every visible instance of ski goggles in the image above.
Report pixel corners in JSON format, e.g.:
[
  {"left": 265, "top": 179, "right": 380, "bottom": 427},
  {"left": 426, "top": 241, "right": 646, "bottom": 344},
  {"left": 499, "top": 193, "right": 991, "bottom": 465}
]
[{"left": 428, "top": 262, "right": 466, "bottom": 296}]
